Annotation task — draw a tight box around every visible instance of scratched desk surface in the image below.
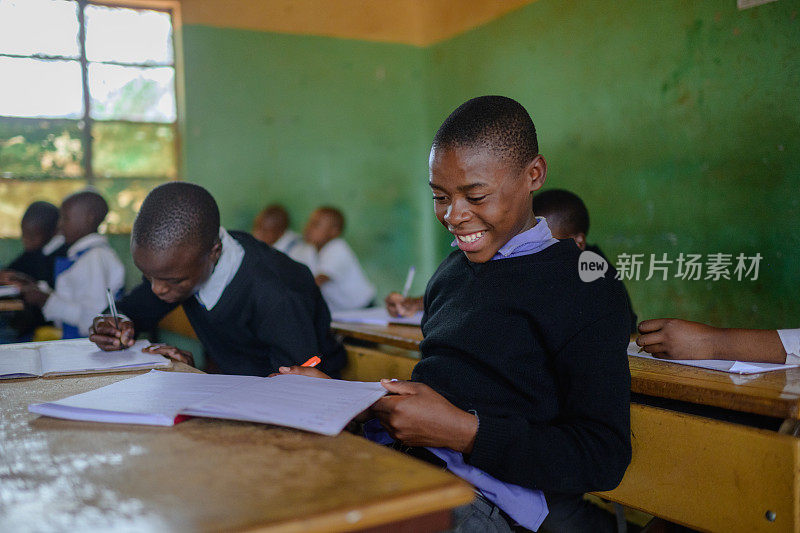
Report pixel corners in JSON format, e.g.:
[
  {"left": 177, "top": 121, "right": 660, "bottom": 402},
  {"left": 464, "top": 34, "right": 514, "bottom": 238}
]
[
  {"left": 0, "top": 365, "right": 473, "bottom": 532},
  {"left": 332, "top": 322, "right": 800, "bottom": 421}
]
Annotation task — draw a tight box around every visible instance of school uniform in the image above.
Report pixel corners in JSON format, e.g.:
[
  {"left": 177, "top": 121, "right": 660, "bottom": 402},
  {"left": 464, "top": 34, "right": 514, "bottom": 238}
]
[
  {"left": 778, "top": 329, "right": 800, "bottom": 364},
  {"left": 5, "top": 235, "right": 68, "bottom": 340},
  {"left": 314, "top": 238, "right": 375, "bottom": 311},
  {"left": 405, "top": 219, "right": 630, "bottom": 532},
  {"left": 272, "top": 229, "right": 316, "bottom": 268},
  {"left": 42, "top": 233, "right": 125, "bottom": 338},
  {"left": 116, "top": 229, "right": 346, "bottom": 377}
]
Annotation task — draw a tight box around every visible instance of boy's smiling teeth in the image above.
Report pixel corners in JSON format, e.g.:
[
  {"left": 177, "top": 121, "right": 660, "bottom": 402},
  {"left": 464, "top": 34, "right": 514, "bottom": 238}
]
[{"left": 457, "top": 231, "right": 485, "bottom": 243}]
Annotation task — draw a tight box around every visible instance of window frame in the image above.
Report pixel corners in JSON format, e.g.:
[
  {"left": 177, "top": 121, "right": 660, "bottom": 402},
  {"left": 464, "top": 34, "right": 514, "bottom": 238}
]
[{"left": 0, "top": 0, "right": 183, "bottom": 234}]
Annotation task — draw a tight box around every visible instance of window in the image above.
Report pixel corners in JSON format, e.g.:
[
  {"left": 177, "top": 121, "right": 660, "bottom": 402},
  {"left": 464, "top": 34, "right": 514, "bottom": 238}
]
[{"left": 0, "top": 0, "right": 178, "bottom": 237}]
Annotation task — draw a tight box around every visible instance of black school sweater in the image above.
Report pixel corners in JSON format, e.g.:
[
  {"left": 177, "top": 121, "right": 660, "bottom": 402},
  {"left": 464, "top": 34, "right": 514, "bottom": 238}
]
[
  {"left": 117, "top": 231, "right": 345, "bottom": 377},
  {"left": 413, "top": 240, "right": 631, "bottom": 494}
]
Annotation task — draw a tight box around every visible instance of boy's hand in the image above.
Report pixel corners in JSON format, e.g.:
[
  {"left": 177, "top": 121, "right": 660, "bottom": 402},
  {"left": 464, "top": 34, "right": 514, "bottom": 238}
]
[
  {"left": 0, "top": 269, "right": 34, "bottom": 285},
  {"left": 18, "top": 282, "right": 49, "bottom": 307},
  {"left": 143, "top": 343, "right": 194, "bottom": 366},
  {"left": 371, "top": 380, "right": 478, "bottom": 453},
  {"left": 637, "top": 318, "right": 720, "bottom": 359},
  {"left": 270, "top": 365, "right": 332, "bottom": 379},
  {"left": 384, "top": 293, "right": 423, "bottom": 318},
  {"left": 89, "top": 315, "right": 136, "bottom": 351}
]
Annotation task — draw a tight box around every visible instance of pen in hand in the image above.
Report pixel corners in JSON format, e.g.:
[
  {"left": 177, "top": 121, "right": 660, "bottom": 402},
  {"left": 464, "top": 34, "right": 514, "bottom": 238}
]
[
  {"left": 401, "top": 265, "right": 416, "bottom": 298},
  {"left": 105, "top": 288, "right": 120, "bottom": 331},
  {"left": 301, "top": 355, "right": 322, "bottom": 367}
]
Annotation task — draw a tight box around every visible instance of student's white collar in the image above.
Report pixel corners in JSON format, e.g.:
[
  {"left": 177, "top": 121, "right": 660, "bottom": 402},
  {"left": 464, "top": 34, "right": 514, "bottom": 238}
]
[
  {"left": 195, "top": 227, "right": 245, "bottom": 311},
  {"left": 67, "top": 233, "right": 108, "bottom": 259},
  {"left": 273, "top": 229, "right": 300, "bottom": 250},
  {"left": 42, "top": 234, "right": 65, "bottom": 255}
]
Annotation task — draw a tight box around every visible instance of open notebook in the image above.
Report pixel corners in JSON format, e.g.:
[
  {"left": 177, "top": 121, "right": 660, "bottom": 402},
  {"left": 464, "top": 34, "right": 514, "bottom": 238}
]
[
  {"left": 332, "top": 307, "right": 422, "bottom": 326},
  {"left": 29, "top": 370, "right": 388, "bottom": 436},
  {"left": 627, "top": 341, "right": 799, "bottom": 375},
  {"left": 0, "top": 339, "right": 171, "bottom": 379}
]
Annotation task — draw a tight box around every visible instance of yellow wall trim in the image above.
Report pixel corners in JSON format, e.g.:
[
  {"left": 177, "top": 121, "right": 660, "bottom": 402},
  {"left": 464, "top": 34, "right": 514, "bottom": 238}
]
[{"left": 180, "top": 0, "right": 537, "bottom": 46}]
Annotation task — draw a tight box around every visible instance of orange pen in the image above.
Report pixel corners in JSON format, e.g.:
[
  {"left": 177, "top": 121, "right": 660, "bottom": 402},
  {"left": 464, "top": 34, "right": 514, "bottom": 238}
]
[{"left": 301, "top": 355, "right": 322, "bottom": 367}]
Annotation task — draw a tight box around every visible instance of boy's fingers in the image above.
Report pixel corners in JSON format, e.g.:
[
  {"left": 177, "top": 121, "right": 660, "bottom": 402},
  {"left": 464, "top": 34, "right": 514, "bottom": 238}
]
[
  {"left": 640, "top": 343, "right": 666, "bottom": 355},
  {"left": 636, "top": 331, "right": 663, "bottom": 347},
  {"left": 638, "top": 319, "right": 667, "bottom": 333},
  {"left": 89, "top": 334, "right": 122, "bottom": 351},
  {"left": 370, "top": 395, "right": 402, "bottom": 414},
  {"left": 277, "top": 366, "right": 331, "bottom": 379},
  {"left": 379, "top": 379, "right": 419, "bottom": 394}
]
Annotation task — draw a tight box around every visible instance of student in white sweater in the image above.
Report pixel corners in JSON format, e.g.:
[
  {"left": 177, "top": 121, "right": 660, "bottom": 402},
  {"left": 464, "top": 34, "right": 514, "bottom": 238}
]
[
  {"left": 303, "top": 206, "right": 375, "bottom": 311},
  {"left": 15, "top": 191, "right": 124, "bottom": 338}
]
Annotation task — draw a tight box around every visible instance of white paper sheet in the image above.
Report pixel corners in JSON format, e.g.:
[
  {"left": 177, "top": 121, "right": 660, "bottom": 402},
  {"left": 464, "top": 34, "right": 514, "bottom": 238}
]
[
  {"left": 38, "top": 339, "right": 169, "bottom": 375},
  {"left": 29, "top": 371, "right": 388, "bottom": 435},
  {"left": 29, "top": 370, "right": 259, "bottom": 425},
  {"left": 0, "top": 347, "right": 42, "bottom": 378},
  {"left": 183, "top": 374, "right": 388, "bottom": 436},
  {"left": 0, "top": 285, "right": 21, "bottom": 298},
  {"left": 627, "top": 341, "right": 799, "bottom": 375},
  {"left": 332, "top": 307, "right": 422, "bottom": 326}
]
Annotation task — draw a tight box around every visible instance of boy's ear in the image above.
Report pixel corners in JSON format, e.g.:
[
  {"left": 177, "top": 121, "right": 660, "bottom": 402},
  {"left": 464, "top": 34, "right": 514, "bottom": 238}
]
[
  {"left": 573, "top": 233, "right": 587, "bottom": 250},
  {"left": 522, "top": 155, "right": 547, "bottom": 193},
  {"left": 209, "top": 238, "right": 223, "bottom": 263}
]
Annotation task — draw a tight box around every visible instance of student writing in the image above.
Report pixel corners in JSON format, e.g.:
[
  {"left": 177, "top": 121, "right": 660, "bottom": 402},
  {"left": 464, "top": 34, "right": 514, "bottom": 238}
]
[
  {"left": 10, "top": 191, "right": 124, "bottom": 339},
  {"left": 89, "top": 182, "right": 346, "bottom": 377},
  {"left": 637, "top": 318, "right": 800, "bottom": 364}
]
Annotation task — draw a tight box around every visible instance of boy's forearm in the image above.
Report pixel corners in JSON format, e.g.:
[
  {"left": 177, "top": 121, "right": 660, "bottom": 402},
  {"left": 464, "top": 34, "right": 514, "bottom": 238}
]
[{"left": 710, "top": 328, "right": 787, "bottom": 363}]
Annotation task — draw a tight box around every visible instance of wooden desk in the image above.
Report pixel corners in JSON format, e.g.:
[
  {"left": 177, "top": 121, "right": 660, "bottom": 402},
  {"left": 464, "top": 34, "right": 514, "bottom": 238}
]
[
  {"left": 0, "top": 298, "right": 24, "bottom": 312},
  {"left": 332, "top": 321, "right": 800, "bottom": 533},
  {"left": 1, "top": 367, "right": 473, "bottom": 532}
]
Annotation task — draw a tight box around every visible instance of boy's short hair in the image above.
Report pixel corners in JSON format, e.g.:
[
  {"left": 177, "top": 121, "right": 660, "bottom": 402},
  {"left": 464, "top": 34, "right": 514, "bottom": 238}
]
[
  {"left": 133, "top": 182, "right": 220, "bottom": 252},
  {"left": 316, "top": 206, "right": 345, "bottom": 233},
  {"left": 64, "top": 190, "right": 109, "bottom": 231},
  {"left": 255, "top": 204, "right": 290, "bottom": 232},
  {"left": 532, "top": 189, "right": 590, "bottom": 236},
  {"left": 432, "top": 95, "right": 539, "bottom": 171},
  {"left": 21, "top": 201, "right": 59, "bottom": 236}
]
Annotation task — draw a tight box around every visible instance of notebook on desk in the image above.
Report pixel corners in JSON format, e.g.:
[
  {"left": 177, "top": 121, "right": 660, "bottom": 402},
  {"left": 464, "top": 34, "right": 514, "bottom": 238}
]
[
  {"left": 627, "top": 341, "right": 799, "bottom": 374},
  {"left": 0, "top": 339, "right": 171, "bottom": 379},
  {"left": 29, "top": 370, "right": 388, "bottom": 436},
  {"left": 332, "top": 307, "right": 422, "bottom": 326}
]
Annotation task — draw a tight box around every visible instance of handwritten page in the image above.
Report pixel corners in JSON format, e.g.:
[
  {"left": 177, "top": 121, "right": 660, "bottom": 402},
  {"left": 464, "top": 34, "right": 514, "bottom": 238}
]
[
  {"left": 332, "top": 307, "right": 422, "bottom": 326},
  {"left": 627, "top": 341, "right": 799, "bottom": 375},
  {"left": 183, "top": 374, "right": 388, "bottom": 436},
  {"left": 29, "top": 370, "right": 261, "bottom": 425}
]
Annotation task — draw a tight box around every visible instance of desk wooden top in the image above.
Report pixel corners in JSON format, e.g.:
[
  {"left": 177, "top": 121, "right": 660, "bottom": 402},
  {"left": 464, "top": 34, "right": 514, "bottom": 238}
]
[
  {"left": 332, "top": 321, "right": 423, "bottom": 351},
  {"left": 331, "top": 322, "right": 800, "bottom": 421},
  {"left": 0, "top": 298, "right": 24, "bottom": 312},
  {"left": 0, "top": 366, "right": 473, "bottom": 532}
]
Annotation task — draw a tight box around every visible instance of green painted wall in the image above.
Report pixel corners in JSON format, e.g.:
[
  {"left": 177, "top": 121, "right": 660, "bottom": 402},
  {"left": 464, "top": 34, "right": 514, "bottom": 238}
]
[
  {"left": 426, "top": 0, "right": 800, "bottom": 328},
  {"left": 181, "top": 26, "right": 436, "bottom": 298},
  {"left": 3, "top": 0, "right": 797, "bottom": 332}
]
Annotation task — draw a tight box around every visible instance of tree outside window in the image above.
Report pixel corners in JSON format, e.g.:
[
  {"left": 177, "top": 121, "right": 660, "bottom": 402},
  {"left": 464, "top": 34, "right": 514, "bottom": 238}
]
[{"left": 0, "top": 0, "right": 178, "bottom": 237}]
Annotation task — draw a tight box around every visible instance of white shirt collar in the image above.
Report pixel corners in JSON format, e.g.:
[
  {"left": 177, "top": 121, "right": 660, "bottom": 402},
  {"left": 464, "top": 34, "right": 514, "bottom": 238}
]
[
  {"left": 273, "top": 229, "right": 300, "bottom": 251},
  {"left": 67, "top": 233, "right": 108, "bottom": 259},
  {"left": 42, "top": 234, "right": 65, "bottom": 255},
  {"left": 195, "top": 227, "right": 245, "bottom": 311}
]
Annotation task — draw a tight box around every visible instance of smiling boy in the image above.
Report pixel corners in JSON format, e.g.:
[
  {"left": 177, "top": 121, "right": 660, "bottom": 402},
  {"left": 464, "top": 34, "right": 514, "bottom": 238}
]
[
  {"left": 89, "top": 182, "right": 345, "bottom": 377},
  {"left": 284, "top": 96, "right": 632, "bottom": 532}
]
